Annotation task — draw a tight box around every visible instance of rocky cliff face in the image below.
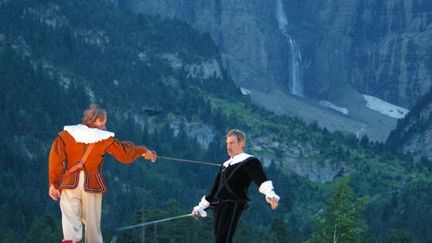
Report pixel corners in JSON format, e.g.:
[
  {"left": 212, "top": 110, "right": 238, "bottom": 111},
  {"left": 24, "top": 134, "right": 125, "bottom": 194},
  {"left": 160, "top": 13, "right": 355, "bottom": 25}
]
[
  {"left": 119, "top": 0, "right": 432, "bottom": 108},
  {"left": 387, "top": 89, "right": 432, "bottom": 162},
  {"left": 404, "top": 127, "right": 432, "bottom": 162},
  {"left": 118, "top": 0, "right": 291, "bottom": 93},
  {"left": 116, "top": 0, "right": 432, "bottom": 143},
  {"left": 346, "top": 0, "right": 432, "bottom": 108}
]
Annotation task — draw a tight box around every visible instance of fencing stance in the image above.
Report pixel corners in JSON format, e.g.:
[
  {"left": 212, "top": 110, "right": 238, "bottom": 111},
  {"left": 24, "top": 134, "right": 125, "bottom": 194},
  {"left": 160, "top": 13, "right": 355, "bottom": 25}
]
[
  {"left": 192, "top": 129, "right": 280, "bottom": 243},
  {"left": 48, "top": 104, "right": 157, "bottom": 243}
]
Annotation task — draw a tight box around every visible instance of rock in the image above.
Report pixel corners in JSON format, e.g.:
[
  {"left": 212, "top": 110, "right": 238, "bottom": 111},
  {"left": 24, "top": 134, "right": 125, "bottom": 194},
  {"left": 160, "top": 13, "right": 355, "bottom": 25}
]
[{"left": 119, "top": 0, "right": 432, "bottom": 141}]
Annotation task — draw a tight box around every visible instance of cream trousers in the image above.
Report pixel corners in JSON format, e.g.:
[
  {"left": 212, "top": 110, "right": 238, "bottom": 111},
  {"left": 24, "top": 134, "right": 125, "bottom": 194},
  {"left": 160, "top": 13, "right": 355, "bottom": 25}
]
[{"left": 60, "top": 171, "right": 103, "bottom": 243}]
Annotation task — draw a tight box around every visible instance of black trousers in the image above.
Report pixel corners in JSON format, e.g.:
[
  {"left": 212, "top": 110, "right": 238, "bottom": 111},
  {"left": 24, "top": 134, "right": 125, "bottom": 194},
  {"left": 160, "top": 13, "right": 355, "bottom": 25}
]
[{"left": 213, "top": 201, "right": 245, "bottom": 243}]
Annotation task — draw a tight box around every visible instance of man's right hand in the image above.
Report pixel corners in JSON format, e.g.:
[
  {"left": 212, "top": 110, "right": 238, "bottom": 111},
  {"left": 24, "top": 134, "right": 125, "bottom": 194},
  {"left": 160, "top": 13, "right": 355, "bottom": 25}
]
[
  {"left": 192, "top": 206, "right": 207, "bottom": 218},
  {"left": 143, "top": 150, "right": 157, "bottom": 162},
  {"left": 191, "top": 209, "right": 201, "bottom": 218},
  {"left": 49, "top": 185, "right": 61, "bottom": 201}
]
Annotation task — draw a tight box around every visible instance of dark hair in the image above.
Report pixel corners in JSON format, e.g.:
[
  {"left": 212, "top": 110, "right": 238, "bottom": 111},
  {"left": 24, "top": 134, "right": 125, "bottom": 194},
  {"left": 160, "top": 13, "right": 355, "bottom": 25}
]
[
  {"left": 82, "top": 104, "right": 107, "bottom": 127},
  {"left": 226, "top": 129, "right": 246, "bottom": 144}
]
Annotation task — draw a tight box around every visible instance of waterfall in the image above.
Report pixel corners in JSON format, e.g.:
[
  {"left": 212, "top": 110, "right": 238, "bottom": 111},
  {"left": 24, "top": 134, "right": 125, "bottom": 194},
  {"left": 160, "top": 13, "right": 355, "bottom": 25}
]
[{"left": 275, "top": 0, "right": 303, "bottom": 97}]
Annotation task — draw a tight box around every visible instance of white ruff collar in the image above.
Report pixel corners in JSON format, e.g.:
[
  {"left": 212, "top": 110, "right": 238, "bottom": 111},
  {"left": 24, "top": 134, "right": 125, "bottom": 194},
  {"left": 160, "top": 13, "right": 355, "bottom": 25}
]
[
  {"left": 223, "top": 152, "right": 252, "bottom": 167},
  {"left": 64, "top": 124, "right": 115, "bottom": 144}
]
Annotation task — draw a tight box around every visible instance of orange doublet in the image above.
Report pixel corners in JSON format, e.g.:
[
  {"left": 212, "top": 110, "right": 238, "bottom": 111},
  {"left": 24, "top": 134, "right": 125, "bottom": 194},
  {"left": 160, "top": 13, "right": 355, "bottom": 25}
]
[{"left": 49, "top": 130, "right": 147, "bottom": 193}]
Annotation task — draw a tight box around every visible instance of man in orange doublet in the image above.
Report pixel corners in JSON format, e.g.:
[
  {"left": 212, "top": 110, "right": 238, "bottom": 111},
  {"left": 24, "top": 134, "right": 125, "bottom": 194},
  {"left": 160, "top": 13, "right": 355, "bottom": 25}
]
[{"left": 48, "top": 104, "right": 157, "bottom": 243}]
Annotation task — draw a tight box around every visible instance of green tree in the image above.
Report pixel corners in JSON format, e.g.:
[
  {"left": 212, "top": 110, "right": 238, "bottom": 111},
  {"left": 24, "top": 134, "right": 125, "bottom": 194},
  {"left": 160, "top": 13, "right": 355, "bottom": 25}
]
[
  {"left": 0, "top": 226, "right": 17, "bottom": 243},
  {"left": 307, "top": 178, "right": 367, "bottom": 243},
  {"left": 267, "top": 215, "right": 290, "bottom": 243},
  {"left": 24, "top": 215, "right": 62, "bottom": 243},
  {"left": 386, "top": 229, "right": 417, "bottom": 243}
]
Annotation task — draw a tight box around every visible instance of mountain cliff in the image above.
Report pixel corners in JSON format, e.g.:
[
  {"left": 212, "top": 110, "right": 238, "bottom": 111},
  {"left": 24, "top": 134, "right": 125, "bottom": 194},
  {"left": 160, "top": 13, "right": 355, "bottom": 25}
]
[
  {"left": 387, "top": 88, "right": 432, "bottom": 162},
  {"left": 118, "top": 0, "right": 432, "bottom": 141}
]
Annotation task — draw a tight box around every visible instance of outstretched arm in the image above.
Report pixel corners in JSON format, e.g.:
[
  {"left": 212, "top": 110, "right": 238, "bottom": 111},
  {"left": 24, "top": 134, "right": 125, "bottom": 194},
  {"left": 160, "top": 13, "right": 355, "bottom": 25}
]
[{"left": 106, "top": 138, "right": 156, "bottom": 164}]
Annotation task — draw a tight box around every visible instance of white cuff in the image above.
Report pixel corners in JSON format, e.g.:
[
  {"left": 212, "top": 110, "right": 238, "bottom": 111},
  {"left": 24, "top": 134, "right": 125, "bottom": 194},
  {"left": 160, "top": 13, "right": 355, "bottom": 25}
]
[
  {"left": 198, "top": 196, "right": 210, "bottom": 209},
  {"left": 259, "top": 180, "right": 274, "bottom": 195},
  {"left": 193, "top": 205, "right": 208, "bottom": 217},
  {"left": 192, "top": 196, "right": 209, "bottom": 217}
]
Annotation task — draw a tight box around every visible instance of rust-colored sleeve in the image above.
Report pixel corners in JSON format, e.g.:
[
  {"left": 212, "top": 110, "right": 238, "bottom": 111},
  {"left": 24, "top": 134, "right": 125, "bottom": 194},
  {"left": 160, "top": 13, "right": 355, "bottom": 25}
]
[
  {"left": 48, "top": 136, "right": 66, "bottom": 189},
  {"left": 106, "top": 138, "right": 148, "bottom": 164}
]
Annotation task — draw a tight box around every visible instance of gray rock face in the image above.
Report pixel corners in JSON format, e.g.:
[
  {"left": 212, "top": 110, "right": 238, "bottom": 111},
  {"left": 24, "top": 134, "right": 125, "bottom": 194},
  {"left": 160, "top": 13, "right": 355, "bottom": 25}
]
[
  {"left": 119, "top": 0, "right": 289, "bottom": 93},
  {"left": 119, "top": 0, "right": 432, "bottom": 108},
  {"left": 283, "top": 0, "right": 432, "bottom": 109},
  {"left": 117, "top": 0, "right": 432, "bottom": 143},
  {"left": 345, "top": 0, "right": 432, "bottom": 108},
  {"left": 400, "top": 94, "right": 432, "bottom": 161},
  {"left": 251, "top": 136, "right": 347, "bottom": 183},
  {"left": 404, "top": 129, "right": 432, "bottom": 161}
]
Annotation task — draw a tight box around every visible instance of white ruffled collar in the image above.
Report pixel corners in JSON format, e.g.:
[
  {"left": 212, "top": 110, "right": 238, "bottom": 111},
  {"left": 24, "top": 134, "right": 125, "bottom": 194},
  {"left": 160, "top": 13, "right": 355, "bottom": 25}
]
[
  {"left": 64, "top": 124, "right": 115, "bottom": 144},
  {"left": 223, "top": 152, "right": 253, "bottom": 167}
]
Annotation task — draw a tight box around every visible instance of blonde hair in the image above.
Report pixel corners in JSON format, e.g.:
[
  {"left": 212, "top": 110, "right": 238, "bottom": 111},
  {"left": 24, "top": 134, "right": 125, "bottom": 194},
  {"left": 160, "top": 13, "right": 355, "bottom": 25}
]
[
  {"left": 226, "top": 129, "right": 246, "bottom": 144},
  {"left": 82, "top": 104, "right": 107, "bottom": 127}
]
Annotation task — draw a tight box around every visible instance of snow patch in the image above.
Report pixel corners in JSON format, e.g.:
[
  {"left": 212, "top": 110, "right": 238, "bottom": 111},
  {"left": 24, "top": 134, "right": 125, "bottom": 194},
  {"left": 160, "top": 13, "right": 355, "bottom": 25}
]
[
  {"left": 161, "top": 53, "right": 183, "bottom": 69},
  {"left": 58, "top": 72, "right": 71, "bottom": 90},
  {"left": 363, "top": 94, "right": 409, "bottom": 119},
  {"left": 137, "top": 52, "right": 147, "bottom": 62},
  {"left": 85, "top": 86, "right": 96, "bottom": 103},
  {"left": 74, "top": 29, "right": 109, "bottom": 47},
  {"left": 160, "top": 54, "right": 222, "bottom": 80},
  {"left": 240, "top": 87, "right": 251, "bottom": 95},
  {"left": 185, "top": 59, "right": 222, "bottom": 79},
  {"left": 25, "top": 4, "right": 68, "bottom": 29},
  {"left": 42, "top": 64, "right": 72, "bottom": 90},
  {"left": 319, "top": 100, "right": 349, "bottom": 115}
]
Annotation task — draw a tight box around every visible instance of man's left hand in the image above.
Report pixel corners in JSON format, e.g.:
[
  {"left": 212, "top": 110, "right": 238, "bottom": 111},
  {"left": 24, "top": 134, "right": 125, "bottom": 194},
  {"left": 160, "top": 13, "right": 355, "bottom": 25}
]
[{"left": 49, "top": 185, "right": 61, "bottom": 201}]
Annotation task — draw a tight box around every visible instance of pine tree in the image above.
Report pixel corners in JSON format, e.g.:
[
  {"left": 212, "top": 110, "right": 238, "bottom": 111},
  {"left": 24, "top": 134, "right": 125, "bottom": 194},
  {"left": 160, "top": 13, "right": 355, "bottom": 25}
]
[
  {"left": 267, "top": 215, "right": 290, "bottom": 243},
  {"left": 386, "top": 229, "right": 417, "bottom": 243},
  {"left": 24, "top": 216, "right": 62, "bottom": 242},
  {"left": 307, "top": 177, "right": 367, "bottom": 243}
]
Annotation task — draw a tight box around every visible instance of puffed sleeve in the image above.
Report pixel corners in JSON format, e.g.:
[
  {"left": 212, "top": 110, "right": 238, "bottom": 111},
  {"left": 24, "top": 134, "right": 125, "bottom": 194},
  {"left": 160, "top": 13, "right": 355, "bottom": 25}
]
[
  {"left": 244, "top": 158, "right": 269, "bottom": 186},
  {"left": 245, "top": 158, "right": 279, "bottom": 200},
  {"left": 106, "top": 138, "right": 148, "bottom": 164},
  {"left": 48, "top": 136, "right": 66, "bottom": 189}
]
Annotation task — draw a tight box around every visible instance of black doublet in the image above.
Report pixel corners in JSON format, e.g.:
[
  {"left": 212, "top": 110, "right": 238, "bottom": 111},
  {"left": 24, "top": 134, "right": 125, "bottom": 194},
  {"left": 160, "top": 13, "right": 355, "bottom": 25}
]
[
  {"left": 206, "top": 157, "right": 269, "bottom": 204},
  {"left": 205, "top": 156, "right": 269, "bottom": 243}
]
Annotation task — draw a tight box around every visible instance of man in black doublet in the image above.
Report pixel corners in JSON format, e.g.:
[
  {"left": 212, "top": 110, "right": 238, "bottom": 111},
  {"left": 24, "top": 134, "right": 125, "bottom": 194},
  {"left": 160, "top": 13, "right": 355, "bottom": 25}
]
[{"left": 192, "top": 129, "right": 280, "bottom": 243}]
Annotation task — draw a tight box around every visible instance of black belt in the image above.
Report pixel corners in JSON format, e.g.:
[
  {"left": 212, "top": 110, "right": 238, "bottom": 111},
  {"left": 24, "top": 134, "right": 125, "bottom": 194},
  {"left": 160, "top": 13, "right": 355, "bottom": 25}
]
[{"left": 211, "top": 199, "right": 249, "bottom": 210}]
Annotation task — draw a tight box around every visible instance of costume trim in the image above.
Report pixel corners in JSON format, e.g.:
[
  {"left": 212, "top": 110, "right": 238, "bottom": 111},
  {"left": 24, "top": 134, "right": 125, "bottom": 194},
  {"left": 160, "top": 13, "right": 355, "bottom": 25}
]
[
  {"left": 199, "top": 196, "right": 210, "bottom": 208},
  {"left": 223, "top": 153, "right": 252, "bottom": 167},
  {"left": 64, "top": 124, "right": 114, "bottom": 144},
  {"left": 259, "top": 180, "right": 274, "bottom": 195},
  {"left": 193, "top": 196, "right": 210, "bottom": 217},
  {"left": 259, "top": 180, "right": 280, "bottom": 200},
  {"left": 61, "top": 171, "right": 80, "bottom": 189},
  {"left": 84, "top": 171, "right": 105, "bottom": 193}
]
